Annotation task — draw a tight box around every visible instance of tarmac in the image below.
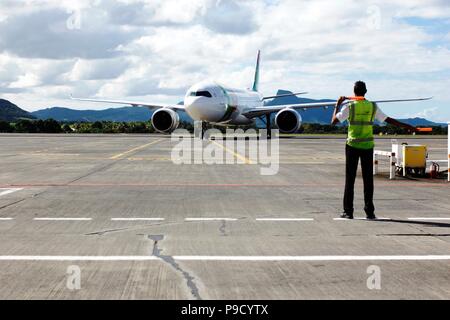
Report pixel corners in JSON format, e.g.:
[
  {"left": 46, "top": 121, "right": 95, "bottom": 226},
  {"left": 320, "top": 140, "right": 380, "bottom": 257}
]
[{"left": 0, "top": 133, "right": 449, "bottom": 300}]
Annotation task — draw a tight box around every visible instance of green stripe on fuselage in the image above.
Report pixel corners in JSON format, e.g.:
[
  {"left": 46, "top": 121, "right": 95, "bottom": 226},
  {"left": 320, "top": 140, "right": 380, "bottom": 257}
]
[{"left": 218, "top": 86, "right": 237, "bottom": 122}]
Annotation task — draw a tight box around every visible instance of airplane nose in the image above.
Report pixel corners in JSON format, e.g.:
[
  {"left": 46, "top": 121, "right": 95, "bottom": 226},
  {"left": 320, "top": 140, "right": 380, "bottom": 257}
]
[
  {"left": 185, "top": 97, "right": 224, "bottom": 122},
  {"left": 185, "top": 97, "right": 207, "bottom": 120}
]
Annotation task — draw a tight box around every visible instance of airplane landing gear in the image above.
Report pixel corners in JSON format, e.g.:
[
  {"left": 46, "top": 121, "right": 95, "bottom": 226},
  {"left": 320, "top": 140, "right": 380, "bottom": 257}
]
[
  {"left": 266, "top": 114, "right": 272, "bottom": 140},
  {"left": 201, "top": 121, "right": 207, "bottom": 140},
  {"left": 195, "top": 121, "right": 208, "bottom": 140}
]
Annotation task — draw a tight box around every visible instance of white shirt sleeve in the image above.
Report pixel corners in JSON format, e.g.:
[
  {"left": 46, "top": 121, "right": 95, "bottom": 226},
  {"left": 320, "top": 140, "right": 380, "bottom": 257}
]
[
  {"left": 374, "top": 104, "right": 388, "bottom": 123},
  {"left": 335, "top": 105, "right": 350, "bottom": 123}
]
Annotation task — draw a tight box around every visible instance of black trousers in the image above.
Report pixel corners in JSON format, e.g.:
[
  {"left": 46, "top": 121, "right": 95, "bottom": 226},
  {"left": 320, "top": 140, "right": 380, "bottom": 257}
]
[{"left": 344, "top": 145, "right": 375, "bottom": 215}]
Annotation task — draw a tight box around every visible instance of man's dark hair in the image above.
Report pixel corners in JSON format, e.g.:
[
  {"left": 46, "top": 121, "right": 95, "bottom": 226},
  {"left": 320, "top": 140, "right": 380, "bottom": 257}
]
[{"left": 354, "top": 81, "right": 367, "bottom": 96}]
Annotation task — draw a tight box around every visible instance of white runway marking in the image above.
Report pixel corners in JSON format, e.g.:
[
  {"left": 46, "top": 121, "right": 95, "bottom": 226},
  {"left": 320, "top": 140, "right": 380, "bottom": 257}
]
[
  {"left": 0, "top": 255, "right": 449, "bottom": 262},
  {"left": 0, "top": 256, "right": 160, "bottom": 261},
  {"left": 333, "top": 217, "right": 391, "bottom": 221},
  {"left": 408, "top": 218, "right": 450, "bottom": 221},
  {"left": 111, "top": 218, "right": 165, "bottom": 221},
  {"left": 0, "top": 218, "right": 14, "bottom": 221},
  {"left": 185, "top": 218, "right": 238, "bottom": 221},
  {"left": 173, "top": 255, "right": 450, "bottom": 261},
  {"left": 0, "top": 188, "right": 23, "bottom": 197},
  {"left": 256, "top": 218, "right": 314, "bottom": 221},
  {"left": 33, "top": 218, "right": 92, "bottom": 221}
]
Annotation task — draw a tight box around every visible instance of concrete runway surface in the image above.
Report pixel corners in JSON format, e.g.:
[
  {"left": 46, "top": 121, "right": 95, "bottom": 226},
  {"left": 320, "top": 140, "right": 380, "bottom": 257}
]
[{"left": 0, "top": 133, "right": 449, "bottom": 300}]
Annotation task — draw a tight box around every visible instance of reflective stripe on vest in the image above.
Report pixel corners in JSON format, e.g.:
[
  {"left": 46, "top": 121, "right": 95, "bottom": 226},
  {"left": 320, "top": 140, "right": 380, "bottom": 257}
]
[
  {"left": 347, "top": 100, "right": 377, "bottom": 149},
  {"left": 349, "top": 137, "right": 374, "bottom": 143},
  {"left": 350, "top": 121, "right": 374, "bottom": 126}
]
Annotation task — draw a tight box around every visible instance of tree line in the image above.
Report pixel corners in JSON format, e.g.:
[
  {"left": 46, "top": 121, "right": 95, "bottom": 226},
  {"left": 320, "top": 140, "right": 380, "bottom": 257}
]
[{"left": 0, "top": 119, "right": 447, "bottom": 135}]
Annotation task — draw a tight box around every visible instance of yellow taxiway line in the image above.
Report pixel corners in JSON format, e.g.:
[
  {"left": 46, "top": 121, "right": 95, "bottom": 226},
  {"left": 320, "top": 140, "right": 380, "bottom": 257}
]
[
  {"left": 110, "top": 139, "right": 164, "bottom": 160},
  {"left": 210, "top": 140, "right": 254, "bottom": 164}
]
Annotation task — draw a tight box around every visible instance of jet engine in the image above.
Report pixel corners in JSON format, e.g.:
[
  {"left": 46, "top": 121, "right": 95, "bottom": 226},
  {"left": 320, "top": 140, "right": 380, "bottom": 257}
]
[
  {"left": 151, "top": 108, "right": 180, "bottom": 133},
  {"left": 274, "top": 108, "right": 302, "bottom": 133}
]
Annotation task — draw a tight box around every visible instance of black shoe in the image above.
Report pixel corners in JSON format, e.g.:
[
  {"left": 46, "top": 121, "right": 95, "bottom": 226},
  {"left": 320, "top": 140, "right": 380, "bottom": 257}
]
[
  {"left": 340, "top": 213, "right": 354, "bottom": 219},
  {"left": 366, "top": 213, "right": 377, "bottom": 220}
]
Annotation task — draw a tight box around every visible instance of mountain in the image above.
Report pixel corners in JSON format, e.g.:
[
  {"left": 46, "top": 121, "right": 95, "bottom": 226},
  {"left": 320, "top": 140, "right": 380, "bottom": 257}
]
[
  {"left": 396, "top": 117, "right": 447, "bottom": 127},
  {"left": 0, "top": 99, "right": 36, "bottom": 122},
  {"left": 32, "top": 106, "right": 192, "bottom": 123}
]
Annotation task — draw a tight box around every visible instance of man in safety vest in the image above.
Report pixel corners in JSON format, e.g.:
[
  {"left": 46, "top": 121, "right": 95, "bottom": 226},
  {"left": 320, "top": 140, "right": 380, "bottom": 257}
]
[{"left": 331, "top": 81, "right": 417, "bottom": 220}]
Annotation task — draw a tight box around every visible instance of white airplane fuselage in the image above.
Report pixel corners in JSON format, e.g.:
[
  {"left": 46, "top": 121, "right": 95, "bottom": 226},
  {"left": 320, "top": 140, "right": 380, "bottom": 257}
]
[{"left": 184, "top": 81, "right": 263, "bottom": 126}]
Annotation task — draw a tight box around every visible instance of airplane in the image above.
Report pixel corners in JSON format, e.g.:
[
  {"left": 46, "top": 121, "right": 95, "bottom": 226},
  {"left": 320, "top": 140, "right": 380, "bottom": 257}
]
[{"left": 71, "top": 51, "right": 431, "bottom": 139}]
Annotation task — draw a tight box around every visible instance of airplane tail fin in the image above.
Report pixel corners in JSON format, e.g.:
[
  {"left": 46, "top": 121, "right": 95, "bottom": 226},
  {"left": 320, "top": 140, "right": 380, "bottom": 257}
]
[{"left": 252, "top": 50, "right": 260, "bottom": 92}]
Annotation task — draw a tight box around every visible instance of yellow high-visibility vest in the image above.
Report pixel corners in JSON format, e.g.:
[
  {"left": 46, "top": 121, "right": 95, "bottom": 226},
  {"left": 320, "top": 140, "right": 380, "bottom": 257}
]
[{"left": 347, "top": 100, "right": 377, "bottom": 149}]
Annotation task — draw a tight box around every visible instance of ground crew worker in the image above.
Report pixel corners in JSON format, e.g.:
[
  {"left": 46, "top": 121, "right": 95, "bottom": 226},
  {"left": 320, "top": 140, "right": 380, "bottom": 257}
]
[{"left": 331, "top": 81, "right": 417, "bottom": 220}]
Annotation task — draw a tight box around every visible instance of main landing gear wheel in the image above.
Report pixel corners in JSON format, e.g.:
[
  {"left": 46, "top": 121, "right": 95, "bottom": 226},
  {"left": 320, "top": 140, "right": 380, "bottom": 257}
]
[
  {"left": 201, "top": 121, "right": 207, "bottom": 140},
  {"left": 266, "top": 114, "right": 272, "bottom": 140}
]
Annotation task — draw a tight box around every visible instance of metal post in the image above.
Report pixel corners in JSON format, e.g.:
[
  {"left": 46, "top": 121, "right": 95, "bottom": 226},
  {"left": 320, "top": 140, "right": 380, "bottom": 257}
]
[
  {"left": 266, "top": 114, "right": 272, "bottom": 140},
  {"left": 373, "top": 153, "right": 378, "bottom": 176},
  {"left": 448, "top": 122, "right": 449, "bottom": 182},
  {"left": 374, "top": 150, "right": 396, "bottom": 180},
  {"left": 390, "top": 152, "right": 396, "bottom": 180}
]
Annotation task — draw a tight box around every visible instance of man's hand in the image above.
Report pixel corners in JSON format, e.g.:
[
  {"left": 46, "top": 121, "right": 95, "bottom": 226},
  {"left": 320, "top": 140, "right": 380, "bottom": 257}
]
[
  {"left": 335, "top": 96, "right": 347, "bottom": 107},
  {"left": 332, "top": 97, "right": 346, "bottom": 125}
]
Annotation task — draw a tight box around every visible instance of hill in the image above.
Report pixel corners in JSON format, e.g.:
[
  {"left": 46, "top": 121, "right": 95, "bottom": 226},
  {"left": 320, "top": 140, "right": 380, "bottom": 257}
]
[
  {"left": 0, "top": 99, "right": 36, "bottom": 122},
  {"left": 32, "top": 106, "right": 192, "bottom": 123}
]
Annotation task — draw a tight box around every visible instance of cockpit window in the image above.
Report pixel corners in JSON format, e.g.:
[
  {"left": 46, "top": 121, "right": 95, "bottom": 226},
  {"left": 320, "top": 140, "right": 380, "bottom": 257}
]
[{"left": 189, "top": 91, "right": 212, "bottom": 98}]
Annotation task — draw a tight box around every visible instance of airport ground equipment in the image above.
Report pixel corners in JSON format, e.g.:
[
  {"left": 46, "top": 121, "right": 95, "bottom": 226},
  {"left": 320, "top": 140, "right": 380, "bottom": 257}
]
[
  {"left": 374, "top": 150, "right": 397, "bottom": 180},
  {"left": 424, "top": 123, "right": 449, "bottom": 181},
  {"left": 394, "top": 143, "right": 428, "bottom": 177},
  {"left": 374, "top": 142, "right": 428, "bottom": 179},
  {"left": 374, "top": 128, "right": 449, "bottom": 181}
]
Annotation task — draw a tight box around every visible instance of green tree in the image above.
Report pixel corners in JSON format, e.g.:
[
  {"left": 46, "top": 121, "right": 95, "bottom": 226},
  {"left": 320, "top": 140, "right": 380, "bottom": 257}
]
[
  {"left": 38, "top": 119, "right": 62, "bottom": 133},
  {"left": 0, "top": 121, "right": 13, "bottom": 133},
  {"left": 14, "top": 120, "right": 38, "bottom": 133}
]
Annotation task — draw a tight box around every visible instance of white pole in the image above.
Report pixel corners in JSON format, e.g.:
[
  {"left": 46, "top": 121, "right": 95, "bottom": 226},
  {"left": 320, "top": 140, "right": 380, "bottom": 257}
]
[
  {"left": 448, "top": 122, "right": 449, "bottom": 182},
  {"left": 390, "top": 153, "right": 396, "bottom": 180}
]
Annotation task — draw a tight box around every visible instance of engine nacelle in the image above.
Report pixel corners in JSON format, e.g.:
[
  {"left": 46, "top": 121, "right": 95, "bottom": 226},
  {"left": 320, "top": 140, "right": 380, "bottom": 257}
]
[
  {"left": 274, "top": 108, "right": 302, "bottom": 133},
  {"left": 151, "top": 108, "right": 180, "bottom": 133}
]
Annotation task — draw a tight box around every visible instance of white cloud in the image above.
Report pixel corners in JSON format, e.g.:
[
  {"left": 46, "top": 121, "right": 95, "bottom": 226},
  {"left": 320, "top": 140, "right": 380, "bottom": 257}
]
[
  {"left": 0, "top": 0, "right": 448, "bottom": 122},
  {"left": 402, "top": 106, "right": 448, "bottom": 123}
]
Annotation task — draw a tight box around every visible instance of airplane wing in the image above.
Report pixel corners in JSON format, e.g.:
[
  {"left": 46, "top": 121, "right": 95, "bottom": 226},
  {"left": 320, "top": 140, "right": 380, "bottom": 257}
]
[
  {"left": 242, "top": 97, "right": 432, "bottom": 119},
  {"left": 262, "top": 92, "right": 308, "bottom": 101},
  {"left": 70, "top": 95, "right": 185, "bottom": 110}
]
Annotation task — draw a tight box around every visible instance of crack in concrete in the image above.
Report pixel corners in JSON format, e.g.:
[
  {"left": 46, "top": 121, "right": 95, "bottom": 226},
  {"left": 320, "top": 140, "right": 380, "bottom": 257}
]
[
  {"left": 0, "top": 190, "right": 47, "bottom": 212},
  {"left": 0, "top": 198, "right": 26, "bottom": 211},
  {"left": 148, "top": 234, "right": 202, "bottom": 300},
  {"left": 67, "top": 161, "right": 119, "bottom": 185},
  {"left": 85, "top": 226, "right": 138, "bottom": 236},
  {"left": 219, "top": 220, "right": 228, "bottom": 236},
  {"left": 84, "top": 221, "right": 199, "bottom": 236}
]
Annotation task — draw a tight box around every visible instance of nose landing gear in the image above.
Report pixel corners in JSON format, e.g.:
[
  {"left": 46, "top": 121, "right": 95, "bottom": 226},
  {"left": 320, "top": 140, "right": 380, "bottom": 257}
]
[{"left": 194, "top": 121, "right": 208, "bottom": 140}]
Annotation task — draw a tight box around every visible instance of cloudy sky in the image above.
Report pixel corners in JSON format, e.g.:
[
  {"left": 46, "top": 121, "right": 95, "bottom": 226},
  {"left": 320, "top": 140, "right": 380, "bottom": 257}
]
[{"left": 0, "top": 0, "right": 449, "bottom": 122}]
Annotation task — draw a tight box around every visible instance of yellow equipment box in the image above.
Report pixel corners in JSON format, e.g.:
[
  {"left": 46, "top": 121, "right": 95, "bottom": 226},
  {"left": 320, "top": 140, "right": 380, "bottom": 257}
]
[{"left": 403, "top": 145, "right": 427, "bottom": 168}]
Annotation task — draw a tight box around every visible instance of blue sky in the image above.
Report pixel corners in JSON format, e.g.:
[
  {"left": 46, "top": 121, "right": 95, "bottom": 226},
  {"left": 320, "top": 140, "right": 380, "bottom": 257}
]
[{"left": 0, "top": 0, "right": 449, "bottom": 122}]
